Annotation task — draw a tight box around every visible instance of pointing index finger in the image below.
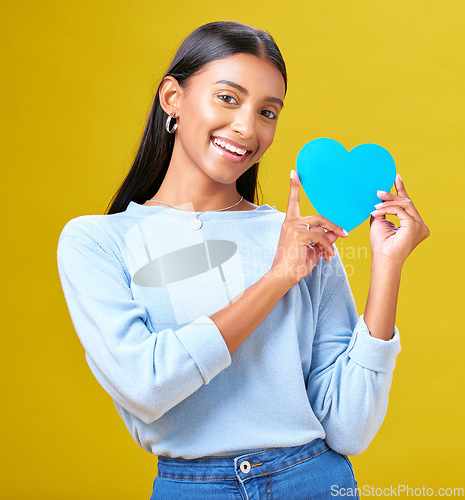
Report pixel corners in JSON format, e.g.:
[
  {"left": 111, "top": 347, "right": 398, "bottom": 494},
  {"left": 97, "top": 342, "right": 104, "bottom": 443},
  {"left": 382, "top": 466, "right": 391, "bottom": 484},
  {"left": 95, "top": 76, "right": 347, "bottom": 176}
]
[{"left": 285, "top": 170, "right": 301, "bottom": 221}]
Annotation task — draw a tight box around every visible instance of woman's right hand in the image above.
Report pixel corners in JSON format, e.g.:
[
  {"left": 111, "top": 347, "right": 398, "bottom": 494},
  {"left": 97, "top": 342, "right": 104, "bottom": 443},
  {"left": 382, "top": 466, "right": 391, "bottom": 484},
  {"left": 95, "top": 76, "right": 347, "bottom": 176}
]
[{"left": 269, "top": 170, "right": 349, "bottom": 288}]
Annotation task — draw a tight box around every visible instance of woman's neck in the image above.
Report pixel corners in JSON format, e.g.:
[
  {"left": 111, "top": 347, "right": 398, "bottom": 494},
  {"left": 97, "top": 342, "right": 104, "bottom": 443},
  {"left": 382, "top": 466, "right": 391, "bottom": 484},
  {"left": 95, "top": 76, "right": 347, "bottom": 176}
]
[{"left": 144, "top": 163, "right": 257, "bottom": 211}]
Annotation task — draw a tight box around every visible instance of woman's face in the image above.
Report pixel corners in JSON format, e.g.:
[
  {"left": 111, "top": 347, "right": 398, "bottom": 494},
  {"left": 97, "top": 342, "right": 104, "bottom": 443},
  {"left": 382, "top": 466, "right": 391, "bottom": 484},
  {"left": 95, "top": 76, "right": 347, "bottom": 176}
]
[{"left": 171, "top": 53, "right": 286, "bottom": 186}]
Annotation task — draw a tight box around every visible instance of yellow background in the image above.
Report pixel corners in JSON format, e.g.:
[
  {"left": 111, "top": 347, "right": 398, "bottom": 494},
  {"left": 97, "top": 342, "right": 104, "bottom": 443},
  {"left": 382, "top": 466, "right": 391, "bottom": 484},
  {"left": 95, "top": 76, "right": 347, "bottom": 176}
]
[{"left": 2, "top": 1, "right": 464, "bottom": 498}]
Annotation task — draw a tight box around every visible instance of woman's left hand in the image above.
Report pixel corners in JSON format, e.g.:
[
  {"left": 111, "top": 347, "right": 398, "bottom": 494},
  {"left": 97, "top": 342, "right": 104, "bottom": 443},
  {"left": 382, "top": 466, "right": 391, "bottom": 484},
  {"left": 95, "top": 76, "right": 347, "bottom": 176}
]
[{"left": 369, "top": 173, "right": 430, "bottom": 267}]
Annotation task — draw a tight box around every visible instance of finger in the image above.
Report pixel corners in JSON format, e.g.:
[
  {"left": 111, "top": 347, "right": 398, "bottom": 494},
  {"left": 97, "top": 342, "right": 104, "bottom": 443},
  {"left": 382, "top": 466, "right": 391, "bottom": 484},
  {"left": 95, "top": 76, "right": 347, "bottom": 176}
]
[
  {"left": 371, "top": 214, "right": 387, "bottom": 225},
  {"left": 325, "top": 231, "right": 339, "bottom": 245},
  {"left": 376, "top": 189, "right": 411, "bottom": 205},
  {"left": 394, "top": 173, "right": 409, "bottom": 199},
  {"left": 285, "top": 170, "right": 301, "bottom": 221},
  {"left": 299, "top": 215, "right": 349, "bottom": 238},
  {"left": 373, "top": 199, "right": 420, "bottom": 219},
  {"left": 320, "top": 245, "right": 332, "bottom": 262},
  {"left": 306, "top": 242, "right": 332, "bottom": 263},
  {"left": 370, "top": 205, "right": 415, "bottom": 224},
  {"left": 297, "top": 228, "right": 336, "bottom": 256},
  {"left": 320, "top": 233, "right": 338, "bottom": 262},
  {"left": 310, "top": 232, "right": 338, "bottom": 262},
  {"left": 307, "top": 243, "right": 326, "bottom": 261}
]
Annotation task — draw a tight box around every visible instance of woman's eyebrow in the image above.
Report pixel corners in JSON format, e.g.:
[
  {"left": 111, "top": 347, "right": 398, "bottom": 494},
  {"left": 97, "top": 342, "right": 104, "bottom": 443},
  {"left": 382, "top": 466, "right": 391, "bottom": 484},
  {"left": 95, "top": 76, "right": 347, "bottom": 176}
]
[{"left": 215, "top": 80, "right": 284, "bottom": 108}]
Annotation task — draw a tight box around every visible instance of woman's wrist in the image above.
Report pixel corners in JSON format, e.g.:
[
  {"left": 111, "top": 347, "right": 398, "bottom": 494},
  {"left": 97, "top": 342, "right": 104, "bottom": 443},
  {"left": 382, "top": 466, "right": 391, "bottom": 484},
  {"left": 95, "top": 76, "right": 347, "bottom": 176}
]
[
  {"left": 371, "top": 253, "right": 404, "bottom": 274},
  {"left": 264, "top": 268, "right": 295, "bottom": 296},
  {"left": 364, "top": 256, "right": 402, "bottom": 341}
]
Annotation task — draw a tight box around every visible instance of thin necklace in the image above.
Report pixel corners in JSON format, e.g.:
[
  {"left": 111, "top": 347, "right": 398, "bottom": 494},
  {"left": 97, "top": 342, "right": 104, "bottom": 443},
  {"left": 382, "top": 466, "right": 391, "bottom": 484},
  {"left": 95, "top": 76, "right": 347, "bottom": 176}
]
[{"left": 144, "top": 196, "right": 244, "bottom": 230}]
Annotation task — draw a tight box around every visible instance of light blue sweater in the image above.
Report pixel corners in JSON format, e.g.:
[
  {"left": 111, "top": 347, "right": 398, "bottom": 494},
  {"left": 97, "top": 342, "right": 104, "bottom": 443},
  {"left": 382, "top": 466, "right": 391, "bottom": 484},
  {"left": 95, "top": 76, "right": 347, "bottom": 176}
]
[{"left": 57, "top": 202, "right": 401, "bottom": 459}]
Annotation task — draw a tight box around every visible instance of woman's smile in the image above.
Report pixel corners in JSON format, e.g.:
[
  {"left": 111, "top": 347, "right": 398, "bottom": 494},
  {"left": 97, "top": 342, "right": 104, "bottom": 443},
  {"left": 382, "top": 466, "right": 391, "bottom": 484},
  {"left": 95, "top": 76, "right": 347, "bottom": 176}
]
[{"left": 210, "top": 136, "right": 253, "bottom": 163}]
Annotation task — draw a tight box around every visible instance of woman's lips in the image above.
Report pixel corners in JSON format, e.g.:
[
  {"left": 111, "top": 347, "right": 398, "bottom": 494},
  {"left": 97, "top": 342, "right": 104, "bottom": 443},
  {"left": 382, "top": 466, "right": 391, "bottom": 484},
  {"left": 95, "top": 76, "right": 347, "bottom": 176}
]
[
  {"left": 211, "top": 136, "right": 251, "bottom": 155},
  {"left": 210, "top": 137, "right": 253, "bottom": 163}
]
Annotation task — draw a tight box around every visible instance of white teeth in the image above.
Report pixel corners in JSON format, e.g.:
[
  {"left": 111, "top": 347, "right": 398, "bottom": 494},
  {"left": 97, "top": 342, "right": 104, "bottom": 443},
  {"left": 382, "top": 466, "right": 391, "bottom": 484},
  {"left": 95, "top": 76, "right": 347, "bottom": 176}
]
[{"left": 213, "top": 138, "right": 248, "bottom": 156}]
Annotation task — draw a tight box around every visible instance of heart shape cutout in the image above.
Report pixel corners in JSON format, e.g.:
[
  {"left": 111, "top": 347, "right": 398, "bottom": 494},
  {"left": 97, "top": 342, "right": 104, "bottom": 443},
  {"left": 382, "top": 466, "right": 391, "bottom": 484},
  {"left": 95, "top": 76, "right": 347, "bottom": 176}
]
[{"left": 296, "top": 138, "right": 397, "bottom": 232}]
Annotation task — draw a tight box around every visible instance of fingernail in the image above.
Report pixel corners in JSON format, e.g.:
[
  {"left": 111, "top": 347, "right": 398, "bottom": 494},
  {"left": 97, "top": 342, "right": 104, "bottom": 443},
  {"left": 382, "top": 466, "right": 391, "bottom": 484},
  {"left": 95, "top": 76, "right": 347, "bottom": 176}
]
[
  {"left": 374, "top": 202, "right": 383, "bottom": 209},
  {"left": 370, "top": 210, "right": 378, "bottom": 215},
  {"left": 396, "top": 173, "right": 402, "bottom": 182},
  {"left": 377, "top": 190, "right": 387, "bottom": 197},
  {"left": 342, "top": 229, "right": 349, "bottom": 236},
  {"left": 290, "top": 169, "right": 296, "bottom": 179}
]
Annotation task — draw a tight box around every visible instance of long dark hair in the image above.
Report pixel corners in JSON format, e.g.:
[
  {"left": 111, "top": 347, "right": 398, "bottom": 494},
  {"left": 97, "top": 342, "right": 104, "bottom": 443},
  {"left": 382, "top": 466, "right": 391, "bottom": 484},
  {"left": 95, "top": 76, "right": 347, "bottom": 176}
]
[{"left": 106, "top": 21, "right": 287, "bottom": 214}]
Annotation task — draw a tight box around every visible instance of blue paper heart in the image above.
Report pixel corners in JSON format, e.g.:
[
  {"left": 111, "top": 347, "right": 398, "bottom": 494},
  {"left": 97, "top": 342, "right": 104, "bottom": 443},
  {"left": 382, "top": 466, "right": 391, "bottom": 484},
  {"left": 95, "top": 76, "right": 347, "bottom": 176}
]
[{"left": 296, "top": 138, "right": 397, "bottom": 232}]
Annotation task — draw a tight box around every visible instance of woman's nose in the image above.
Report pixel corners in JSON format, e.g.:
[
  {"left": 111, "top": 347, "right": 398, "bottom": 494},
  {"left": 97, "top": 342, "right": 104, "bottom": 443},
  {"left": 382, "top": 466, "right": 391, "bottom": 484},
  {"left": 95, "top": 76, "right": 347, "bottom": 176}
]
[{"left": 230, "top": 109, "right": 256, "bottom": 140}]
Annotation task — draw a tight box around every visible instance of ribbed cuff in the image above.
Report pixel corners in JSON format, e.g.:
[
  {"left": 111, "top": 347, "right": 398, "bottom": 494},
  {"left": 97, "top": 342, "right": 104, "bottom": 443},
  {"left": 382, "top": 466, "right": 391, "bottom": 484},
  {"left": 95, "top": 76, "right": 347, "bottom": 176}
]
[
  {"left": 175, "top": 316, "right": 232, "bottom": 384},
  {"left": 347, "top": 315, "right": 401, "bottom": 373}
]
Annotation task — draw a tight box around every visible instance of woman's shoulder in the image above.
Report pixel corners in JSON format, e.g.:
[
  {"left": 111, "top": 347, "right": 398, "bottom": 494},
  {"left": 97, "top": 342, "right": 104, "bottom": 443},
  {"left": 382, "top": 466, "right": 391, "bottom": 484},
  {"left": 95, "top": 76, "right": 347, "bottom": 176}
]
[
  {"left": 59, "top": 213, "right": 109, "bottom": 241},
  {"left": 57, "top": 213, "right": 129, "bottom": 269},
  {"left": 57, "top": 213, "right": 129, "bottom": 257}
]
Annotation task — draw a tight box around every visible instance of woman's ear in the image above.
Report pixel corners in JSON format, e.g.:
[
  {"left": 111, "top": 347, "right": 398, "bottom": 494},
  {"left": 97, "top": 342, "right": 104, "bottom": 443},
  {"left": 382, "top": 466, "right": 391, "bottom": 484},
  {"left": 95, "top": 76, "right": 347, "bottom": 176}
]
[{"left": 159, "top": 76, "right": 182, "bottom": 117}]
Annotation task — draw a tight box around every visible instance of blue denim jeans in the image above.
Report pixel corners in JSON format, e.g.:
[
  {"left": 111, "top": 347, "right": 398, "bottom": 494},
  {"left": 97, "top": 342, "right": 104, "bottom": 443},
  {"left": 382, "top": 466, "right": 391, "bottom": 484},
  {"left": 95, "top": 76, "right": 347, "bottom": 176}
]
[{"left": 150, "top": 439, "right": 359, "bottom": 499}]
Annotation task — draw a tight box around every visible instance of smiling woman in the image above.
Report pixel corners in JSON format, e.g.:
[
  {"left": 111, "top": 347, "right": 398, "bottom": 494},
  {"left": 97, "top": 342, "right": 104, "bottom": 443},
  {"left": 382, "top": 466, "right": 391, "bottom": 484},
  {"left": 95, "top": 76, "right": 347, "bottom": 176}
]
[
  {"left": 56, "top": 20, "right": 426, "bottom": 500},
  {"left": 148, "top": 53, "right": 285, "bottom": 198},
  {"left": 105, "top": 21, "right": 288, "bottom": 215}
]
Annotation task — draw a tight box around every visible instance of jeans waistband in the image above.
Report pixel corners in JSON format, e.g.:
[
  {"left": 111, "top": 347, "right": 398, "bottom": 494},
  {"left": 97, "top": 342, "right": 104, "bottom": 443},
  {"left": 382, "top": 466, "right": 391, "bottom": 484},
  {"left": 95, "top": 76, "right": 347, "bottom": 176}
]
[{"left": 157, "top": 439, "right": 329, "bottom": 482}]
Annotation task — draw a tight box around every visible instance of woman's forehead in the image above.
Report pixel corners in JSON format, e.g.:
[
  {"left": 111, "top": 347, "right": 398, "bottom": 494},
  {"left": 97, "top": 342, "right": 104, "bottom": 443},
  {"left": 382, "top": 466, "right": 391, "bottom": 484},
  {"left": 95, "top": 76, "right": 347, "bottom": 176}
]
[{"left": 189, "top": 54, "right": 286, "bottom": 98}]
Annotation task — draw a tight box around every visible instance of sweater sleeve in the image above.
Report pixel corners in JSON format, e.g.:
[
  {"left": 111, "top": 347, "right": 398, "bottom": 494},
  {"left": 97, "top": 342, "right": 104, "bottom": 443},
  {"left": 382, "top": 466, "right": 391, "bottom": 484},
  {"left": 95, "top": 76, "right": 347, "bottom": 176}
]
[
  {"left": 306, "top": 250, "right": 401, "bottom": 456},
  {"left": 56, "top": 223, "right": 232, "bottom": 425}
]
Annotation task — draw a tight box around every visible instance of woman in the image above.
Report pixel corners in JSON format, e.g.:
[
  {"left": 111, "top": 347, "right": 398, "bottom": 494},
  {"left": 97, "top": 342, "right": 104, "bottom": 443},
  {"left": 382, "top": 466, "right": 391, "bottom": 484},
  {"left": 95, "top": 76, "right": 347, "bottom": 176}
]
[{"left": 57, "top": 21, "right": 429, "bottom": 499}]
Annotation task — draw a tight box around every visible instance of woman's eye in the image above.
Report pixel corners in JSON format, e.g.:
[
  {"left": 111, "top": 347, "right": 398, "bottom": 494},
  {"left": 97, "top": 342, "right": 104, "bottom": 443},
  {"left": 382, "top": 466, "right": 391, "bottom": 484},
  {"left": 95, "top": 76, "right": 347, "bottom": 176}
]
[
  {"left": 260, "top": 109, "right": 277, "bottom": 120},
  {"left": 218, "top": 95, "right": 238, "bottom": 104}
]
